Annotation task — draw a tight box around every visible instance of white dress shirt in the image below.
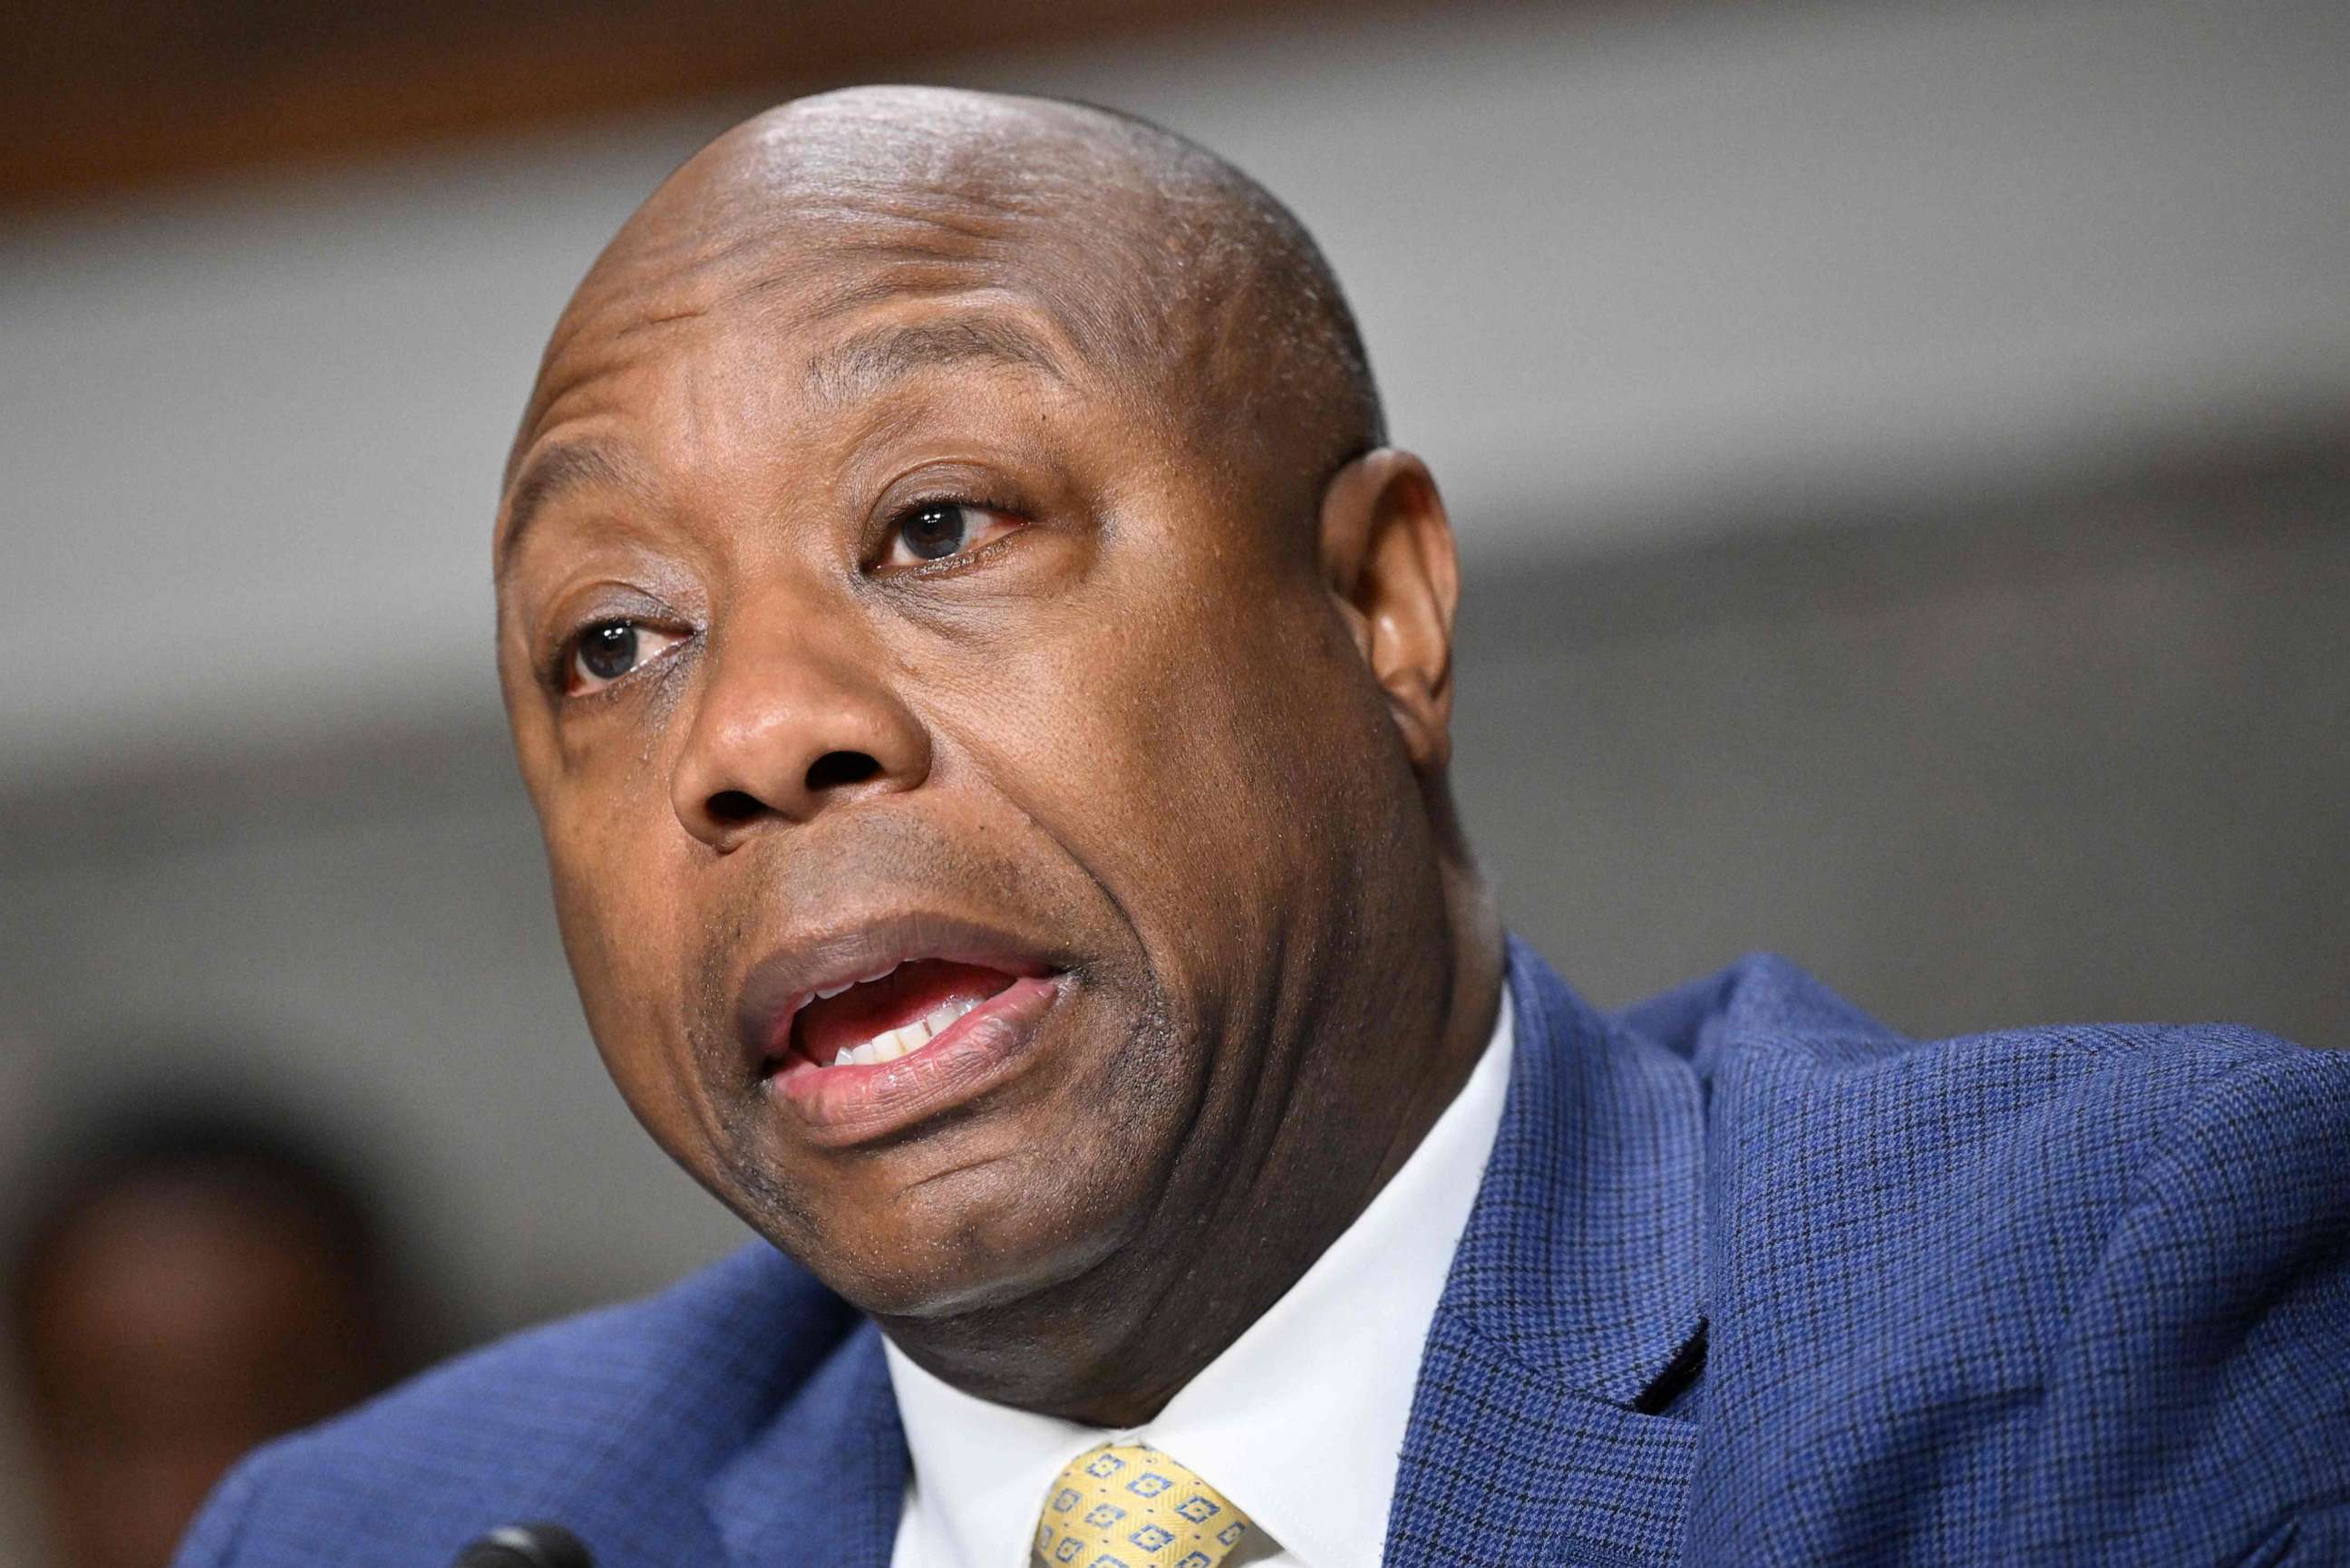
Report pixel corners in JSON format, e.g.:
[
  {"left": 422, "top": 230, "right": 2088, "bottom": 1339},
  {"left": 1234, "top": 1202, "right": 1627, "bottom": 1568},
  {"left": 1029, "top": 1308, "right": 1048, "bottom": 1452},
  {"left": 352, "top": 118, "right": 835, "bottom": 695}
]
[{"left": 885, "top": 990, "right": 1515, "bottom": 1568}]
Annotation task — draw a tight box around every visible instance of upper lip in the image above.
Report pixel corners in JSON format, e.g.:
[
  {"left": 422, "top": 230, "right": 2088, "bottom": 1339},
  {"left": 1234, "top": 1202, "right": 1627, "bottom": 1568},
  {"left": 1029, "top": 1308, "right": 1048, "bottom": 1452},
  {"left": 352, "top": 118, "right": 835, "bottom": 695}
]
[{"left": 731, "top": 910, "right": 1065, "bottom": 1072}]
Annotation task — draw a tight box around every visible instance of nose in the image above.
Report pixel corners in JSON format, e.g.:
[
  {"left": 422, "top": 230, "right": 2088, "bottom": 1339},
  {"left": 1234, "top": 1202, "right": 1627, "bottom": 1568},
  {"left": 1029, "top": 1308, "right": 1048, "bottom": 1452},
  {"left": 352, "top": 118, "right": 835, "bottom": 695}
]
[{"left": 669, "top": 621, "right": 932, "bottom": 850}]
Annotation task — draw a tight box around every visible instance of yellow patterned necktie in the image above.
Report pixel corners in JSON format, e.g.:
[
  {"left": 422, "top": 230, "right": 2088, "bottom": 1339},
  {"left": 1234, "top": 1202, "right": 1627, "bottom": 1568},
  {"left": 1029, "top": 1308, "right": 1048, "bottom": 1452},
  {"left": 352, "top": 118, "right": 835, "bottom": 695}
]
[{"left": 1032, "top": 1443, "right": 1255, "bottom": 1568}]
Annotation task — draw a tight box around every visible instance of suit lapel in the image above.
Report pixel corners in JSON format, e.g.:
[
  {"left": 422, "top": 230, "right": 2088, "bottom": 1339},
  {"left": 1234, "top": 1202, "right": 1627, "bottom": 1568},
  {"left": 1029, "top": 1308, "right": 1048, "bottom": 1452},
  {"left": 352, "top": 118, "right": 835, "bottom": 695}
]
[
  {"left": 707, "top": 1319, "right": 908, "bottom": 1568},
  {"left": 1385, "top": 940, "right": 1709, "bottom": 1567}
]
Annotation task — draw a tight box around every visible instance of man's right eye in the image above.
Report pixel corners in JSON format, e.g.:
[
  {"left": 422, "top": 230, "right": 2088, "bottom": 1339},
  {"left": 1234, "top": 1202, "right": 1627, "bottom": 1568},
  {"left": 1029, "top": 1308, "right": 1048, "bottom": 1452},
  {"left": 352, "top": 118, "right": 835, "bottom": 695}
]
[{"left": 565, "top": 620, "right": 685, "bottom": 695}]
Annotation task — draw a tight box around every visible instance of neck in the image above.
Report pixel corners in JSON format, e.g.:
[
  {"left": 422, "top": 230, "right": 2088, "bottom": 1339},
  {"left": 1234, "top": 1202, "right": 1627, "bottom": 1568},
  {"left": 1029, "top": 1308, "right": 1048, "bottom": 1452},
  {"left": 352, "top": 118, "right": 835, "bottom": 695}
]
[{"left": 881, "top": 858, "right": 1506, "bottom": 1427}]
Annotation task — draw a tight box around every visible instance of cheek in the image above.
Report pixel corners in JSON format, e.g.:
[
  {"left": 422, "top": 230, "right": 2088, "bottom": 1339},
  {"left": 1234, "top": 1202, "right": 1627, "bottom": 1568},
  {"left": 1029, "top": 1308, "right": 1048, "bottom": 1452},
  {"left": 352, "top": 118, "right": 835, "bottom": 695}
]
[
  {"left": 961, "top": 564, "right": 1388, "bottom": 961},
  {"left": 540, "top": 783, "right": 711, "bottom": 1140}
]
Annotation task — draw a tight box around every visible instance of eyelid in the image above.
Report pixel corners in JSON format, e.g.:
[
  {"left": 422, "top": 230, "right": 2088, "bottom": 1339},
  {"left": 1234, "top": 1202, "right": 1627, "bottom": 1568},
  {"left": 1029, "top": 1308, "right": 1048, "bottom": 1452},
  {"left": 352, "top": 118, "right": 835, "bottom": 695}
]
[{"left": 530, "top": 571, "right": 696, "bottom": 682}]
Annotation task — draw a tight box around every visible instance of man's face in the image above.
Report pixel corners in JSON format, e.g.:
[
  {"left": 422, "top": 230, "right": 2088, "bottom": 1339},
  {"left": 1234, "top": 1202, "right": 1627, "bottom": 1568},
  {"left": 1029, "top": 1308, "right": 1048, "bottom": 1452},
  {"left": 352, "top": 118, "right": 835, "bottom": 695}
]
[{"left": 495, "top": 152, "right": 1442, "bottom": 1320}]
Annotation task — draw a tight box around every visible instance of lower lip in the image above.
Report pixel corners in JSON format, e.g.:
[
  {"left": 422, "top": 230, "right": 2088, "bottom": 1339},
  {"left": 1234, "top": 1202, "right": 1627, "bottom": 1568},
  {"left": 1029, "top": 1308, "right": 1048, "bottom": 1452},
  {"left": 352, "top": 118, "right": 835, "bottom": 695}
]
[{"left": 764, "top": 973, "right": 1063, "bottom": 1147}]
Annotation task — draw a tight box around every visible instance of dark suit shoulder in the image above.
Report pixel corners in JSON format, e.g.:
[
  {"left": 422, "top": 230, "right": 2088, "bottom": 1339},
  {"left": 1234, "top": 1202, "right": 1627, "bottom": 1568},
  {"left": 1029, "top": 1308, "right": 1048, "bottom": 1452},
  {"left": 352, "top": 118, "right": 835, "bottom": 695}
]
[
  {"left": 172, "top": 1243, "right": 858, "bottom": 1568},
  {"left": 1703, "top": 975, "right": 2345, "bottom": 1355},
  {"left": 1700, "top": 949, "right": 2331, "bottom": 1152},
  {"left": 1686, "top": 959, "right": 2350, "bottom": 1564}
]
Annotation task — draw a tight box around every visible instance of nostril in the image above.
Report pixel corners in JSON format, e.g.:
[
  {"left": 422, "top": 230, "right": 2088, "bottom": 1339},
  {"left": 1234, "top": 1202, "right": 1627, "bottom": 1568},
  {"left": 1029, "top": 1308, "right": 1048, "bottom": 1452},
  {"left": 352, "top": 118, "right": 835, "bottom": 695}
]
[
  {"left": 804, "top": 750, "right": 881, "bottom": 793},
  {"left": 706, "top": 789, "right": 763, "bottom": 826}
]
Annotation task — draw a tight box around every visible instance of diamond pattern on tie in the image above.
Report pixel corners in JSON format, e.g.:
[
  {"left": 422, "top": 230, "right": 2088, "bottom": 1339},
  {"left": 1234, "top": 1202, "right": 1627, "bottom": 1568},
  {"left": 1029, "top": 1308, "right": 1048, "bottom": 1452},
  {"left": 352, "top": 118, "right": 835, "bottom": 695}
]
[{"left": 1033, "top": 1444, "right": 1254, "bottom": 1568}]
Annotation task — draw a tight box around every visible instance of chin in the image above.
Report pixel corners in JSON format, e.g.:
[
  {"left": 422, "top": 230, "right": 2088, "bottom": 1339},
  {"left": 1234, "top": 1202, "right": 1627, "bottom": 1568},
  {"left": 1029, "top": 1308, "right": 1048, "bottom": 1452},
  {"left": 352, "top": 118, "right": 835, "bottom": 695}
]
[{"left": 798, "top": 1154, "right": 1149, "bottom": 1324}]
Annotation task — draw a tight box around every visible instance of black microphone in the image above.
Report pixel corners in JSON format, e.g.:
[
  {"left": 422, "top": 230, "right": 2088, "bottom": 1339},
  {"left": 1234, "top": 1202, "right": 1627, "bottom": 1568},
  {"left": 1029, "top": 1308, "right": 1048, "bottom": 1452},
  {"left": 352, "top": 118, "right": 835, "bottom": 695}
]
[{"left": 451, "top": 1523, "right": 597, "bottom": 1567}]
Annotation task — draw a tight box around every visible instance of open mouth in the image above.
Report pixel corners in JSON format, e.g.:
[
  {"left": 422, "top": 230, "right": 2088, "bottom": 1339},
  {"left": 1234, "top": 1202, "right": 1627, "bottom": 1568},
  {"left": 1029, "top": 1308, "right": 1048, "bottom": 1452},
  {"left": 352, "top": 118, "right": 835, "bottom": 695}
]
[
  {"left": 782, "top": 958, "right": 1021, "bottom": 1071},
  {"left": 733, "top": 915, "right": 1072, "bottom": 1144}
]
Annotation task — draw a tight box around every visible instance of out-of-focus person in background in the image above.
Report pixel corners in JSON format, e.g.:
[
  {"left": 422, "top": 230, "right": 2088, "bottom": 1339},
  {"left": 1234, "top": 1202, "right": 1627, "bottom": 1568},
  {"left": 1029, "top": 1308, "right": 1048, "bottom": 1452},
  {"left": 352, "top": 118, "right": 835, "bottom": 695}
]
[{"left": 6, "top": 1102, "right": 412, "bottom": 1568}]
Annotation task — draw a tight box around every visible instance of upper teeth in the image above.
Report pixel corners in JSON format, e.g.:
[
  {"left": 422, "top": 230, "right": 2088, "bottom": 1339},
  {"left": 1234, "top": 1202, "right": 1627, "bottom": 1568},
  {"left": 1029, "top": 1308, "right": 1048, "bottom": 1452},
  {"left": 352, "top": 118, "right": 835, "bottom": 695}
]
[
  {"left": 830, "top": 995, "right": 982, "bottom": 1069},
  {"left": 814, "top": 960, "right": 900, "bottom": 1002}
]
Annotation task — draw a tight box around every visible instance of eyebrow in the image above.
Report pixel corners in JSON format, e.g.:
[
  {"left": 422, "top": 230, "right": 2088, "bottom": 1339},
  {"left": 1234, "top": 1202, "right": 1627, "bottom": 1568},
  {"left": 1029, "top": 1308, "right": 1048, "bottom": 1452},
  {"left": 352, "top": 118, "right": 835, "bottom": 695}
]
[
  {"left": 497, "top": 440, "right": 657, "bottom": 578},
  {"left": 801, "top": 315, "right": 1073, "bottom": 405}
]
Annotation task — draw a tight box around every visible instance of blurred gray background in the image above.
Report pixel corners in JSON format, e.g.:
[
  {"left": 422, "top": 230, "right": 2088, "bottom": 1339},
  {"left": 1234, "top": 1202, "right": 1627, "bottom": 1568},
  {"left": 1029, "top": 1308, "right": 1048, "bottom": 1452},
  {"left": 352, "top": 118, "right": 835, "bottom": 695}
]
[{"left": 2, "top": 0, "right": 2345, "bottom": 1555}]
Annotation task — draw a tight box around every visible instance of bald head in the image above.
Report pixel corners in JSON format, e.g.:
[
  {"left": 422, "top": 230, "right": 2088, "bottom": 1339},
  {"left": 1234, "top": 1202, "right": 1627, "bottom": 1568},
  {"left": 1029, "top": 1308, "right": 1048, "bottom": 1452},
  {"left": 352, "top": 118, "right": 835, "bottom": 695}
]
[{"left": 516, "top": 86, "right": 1383, "bottom": 522}]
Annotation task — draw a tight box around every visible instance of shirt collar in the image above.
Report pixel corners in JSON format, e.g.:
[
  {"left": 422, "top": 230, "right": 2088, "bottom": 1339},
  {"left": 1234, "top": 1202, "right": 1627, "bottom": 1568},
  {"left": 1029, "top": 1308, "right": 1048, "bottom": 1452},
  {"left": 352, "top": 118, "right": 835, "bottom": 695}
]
[{"left": 884, "top": 989, "right": 1516, "bottom": 1568}]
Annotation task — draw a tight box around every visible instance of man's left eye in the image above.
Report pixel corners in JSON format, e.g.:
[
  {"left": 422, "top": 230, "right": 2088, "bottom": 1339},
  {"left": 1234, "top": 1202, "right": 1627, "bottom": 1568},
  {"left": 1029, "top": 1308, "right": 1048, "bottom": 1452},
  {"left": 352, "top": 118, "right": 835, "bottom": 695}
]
[{"left": 881, "top": 502, "right": 1024, "bottom": 568}]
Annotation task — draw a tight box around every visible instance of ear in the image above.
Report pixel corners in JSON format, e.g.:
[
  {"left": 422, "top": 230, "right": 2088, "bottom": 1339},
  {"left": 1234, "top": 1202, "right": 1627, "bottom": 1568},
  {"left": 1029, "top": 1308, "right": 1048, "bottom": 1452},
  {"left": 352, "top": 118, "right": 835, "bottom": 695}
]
[{"left": 1316, "top": 449, "right": 1461, "bottom": 774}]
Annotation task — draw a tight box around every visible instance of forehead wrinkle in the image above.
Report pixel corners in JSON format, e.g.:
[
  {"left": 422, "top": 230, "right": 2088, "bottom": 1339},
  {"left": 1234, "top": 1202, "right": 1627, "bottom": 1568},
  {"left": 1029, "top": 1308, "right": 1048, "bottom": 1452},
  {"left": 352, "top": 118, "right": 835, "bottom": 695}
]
[
  {"left": 541, "top": 189, "right": 1045, "bottom": 391},
  {"left": 802, "top": 315, "right": 1073, "bottom": 408},
  {"left": 510, "top": 261, "right": 1107, "bottom": 498},
  {"left": 497, "top": 439, "right": 660, "bottom": 577},
  {"left": 508, "top": 317, "right": 656, "bottom": 489},
  {"left": 640, "top": 182, "right": 1045, "bottom": 308}
]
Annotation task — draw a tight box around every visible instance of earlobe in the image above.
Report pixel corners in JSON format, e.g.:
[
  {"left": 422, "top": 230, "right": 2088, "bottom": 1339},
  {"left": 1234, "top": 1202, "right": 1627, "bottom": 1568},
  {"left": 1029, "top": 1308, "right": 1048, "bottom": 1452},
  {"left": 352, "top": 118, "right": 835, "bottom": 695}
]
[{"left": 1317, "top": 449, "right": 1461, "bottom": 774}]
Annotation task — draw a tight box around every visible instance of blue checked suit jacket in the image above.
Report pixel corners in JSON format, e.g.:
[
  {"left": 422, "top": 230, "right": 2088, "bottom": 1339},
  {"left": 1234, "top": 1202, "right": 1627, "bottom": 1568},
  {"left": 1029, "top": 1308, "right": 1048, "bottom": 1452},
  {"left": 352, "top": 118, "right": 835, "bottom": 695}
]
[{"left": 174, "top": 941, "right": 2350, "bottom": 1566}]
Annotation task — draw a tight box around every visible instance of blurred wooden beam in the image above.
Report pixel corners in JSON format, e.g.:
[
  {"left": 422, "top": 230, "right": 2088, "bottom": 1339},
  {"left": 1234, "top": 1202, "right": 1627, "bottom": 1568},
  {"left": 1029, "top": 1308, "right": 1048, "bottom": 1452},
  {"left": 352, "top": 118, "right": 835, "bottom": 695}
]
[{"left": 0, "top": 0, "right": 1357, "bottom": 211}]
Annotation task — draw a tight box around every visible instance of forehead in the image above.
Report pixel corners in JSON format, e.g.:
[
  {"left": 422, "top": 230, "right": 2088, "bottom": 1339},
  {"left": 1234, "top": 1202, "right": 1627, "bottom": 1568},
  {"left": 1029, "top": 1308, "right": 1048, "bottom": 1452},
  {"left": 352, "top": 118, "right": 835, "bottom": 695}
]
[
  {"left": 497, "top": 181, "right": 1157, "bottom": 549},
  {"left": 520, "top": 111, "right": 1161, "bottom": 421},
  {"left": 505, "top": 299, "right": 1102, "bottom": 576}
]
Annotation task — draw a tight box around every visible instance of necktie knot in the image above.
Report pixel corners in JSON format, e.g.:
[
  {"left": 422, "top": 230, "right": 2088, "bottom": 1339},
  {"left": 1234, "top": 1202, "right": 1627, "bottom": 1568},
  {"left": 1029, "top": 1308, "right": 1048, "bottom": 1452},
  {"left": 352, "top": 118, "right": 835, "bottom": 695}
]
[{"left": 1033, "top": 1443, "right": 1254, "bottom": 1568}]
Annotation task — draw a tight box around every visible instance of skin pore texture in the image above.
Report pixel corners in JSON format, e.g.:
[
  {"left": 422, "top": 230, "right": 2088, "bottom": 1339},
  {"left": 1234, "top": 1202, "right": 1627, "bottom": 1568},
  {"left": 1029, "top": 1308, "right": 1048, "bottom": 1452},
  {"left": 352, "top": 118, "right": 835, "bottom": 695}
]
[{"left": 494, "top": 85, "right": 1504, "bottom": 1426}]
